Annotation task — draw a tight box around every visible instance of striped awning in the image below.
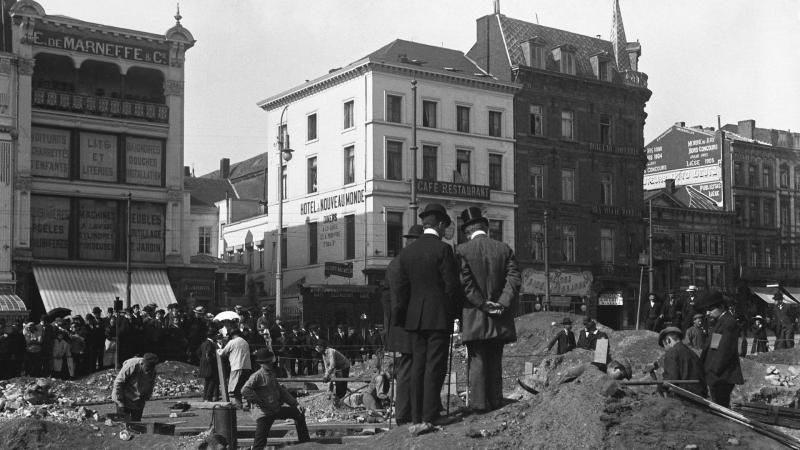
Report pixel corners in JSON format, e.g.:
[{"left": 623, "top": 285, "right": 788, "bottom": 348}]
[
  {"left": 750, "top": 286, "right": 780, "bottom": 304},
  {"left": 0, "top": 294, "right": 27, "bottom": 312},
  {"left": 780, "top": 287, "right": 800, "bottom": 304},
  {"left": 33, "top": 266, "right": 177, "bottom": 317}
]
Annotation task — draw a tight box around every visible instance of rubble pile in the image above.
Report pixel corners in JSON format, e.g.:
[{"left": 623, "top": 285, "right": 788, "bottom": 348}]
[{"left": 0, "top": 378, "right": 97, "bottom": 425}]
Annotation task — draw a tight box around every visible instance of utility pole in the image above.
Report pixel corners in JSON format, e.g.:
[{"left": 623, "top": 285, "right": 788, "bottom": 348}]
[
  {"left": 544, "top": 210, "right": 550, "bottom": 310},
  {"left": 648, "top": 199, "right": 654, "bottom": 293},
  {"left": 409, "top": 80, "right": 418, "bottom": 223},
  {"left": 126, "top": 192, "right": 132, "bottom": 310}
]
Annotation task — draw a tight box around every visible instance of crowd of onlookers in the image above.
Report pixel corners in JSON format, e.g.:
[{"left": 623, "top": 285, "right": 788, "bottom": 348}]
[
  {"left": 0, "top": 302, "right": 385, "bottom": 382},
  {"left": 640, "top": 286, "right": 799, "bottom": 355}
]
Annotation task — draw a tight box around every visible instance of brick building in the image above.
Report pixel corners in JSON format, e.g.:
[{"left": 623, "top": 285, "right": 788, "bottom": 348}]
[{"left": 467, "top": 1, "right": 651, "bottom": 328}]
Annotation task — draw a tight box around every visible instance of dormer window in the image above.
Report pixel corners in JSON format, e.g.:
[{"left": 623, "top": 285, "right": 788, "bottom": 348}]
[
  {"left": 590, "top": 52, "right": 612, "bottom": 81},
  {"left": 520, "top": 36, "right": 547, "bottom": 70},
  {"left": 552, "top": 45, "right": 577, "bottom": 76}
]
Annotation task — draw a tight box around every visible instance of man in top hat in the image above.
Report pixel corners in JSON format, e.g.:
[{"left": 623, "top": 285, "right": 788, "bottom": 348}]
[
  {"left": 697, "top": 291, "right": 744, "bottom": 408},
  {"left": 681, "top": 286, "right": 700, "bottom": 331},
  {"left": 392, "top": 203, "right": 461, "bottom": 430},
  {"left": 683, "top": 313, "right": 707, "bottom": 353},
  {"left": 547, "top": 317, "right": 576, "bottom": 355},
  {"left": 771, "top": 292, "right": 796, "bottom": 350},
  {"left": 576, "top": 319, "right": 607, "bottom": 351},
  {"left": 186, "top": 305, "right": 209, "bottom": 364},
  {"left": 242, "top": 349, "right": 310, "bottom": 450},
  {"left": 658, "top": 326, "right": 706, "bottom": 397},
  {"left": 455, "top": 206, "right": 520, "bottom": 413},
  {"left": 382, "top": 223, "right": 422, "bottom": 425}
]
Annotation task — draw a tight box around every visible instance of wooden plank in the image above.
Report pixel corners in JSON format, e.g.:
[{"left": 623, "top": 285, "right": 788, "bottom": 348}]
[
  {"left": 174, "top": 422, "right": 391, "bottom": 436},
  {"left": 594, "top": 338, "right": 609, "bottom": 364},
  {"left": 524, "top": 362, "right": 534, "bottom": 376}
]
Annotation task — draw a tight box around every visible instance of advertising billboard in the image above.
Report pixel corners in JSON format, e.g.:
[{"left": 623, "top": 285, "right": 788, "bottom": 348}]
[{"left": 644, "top": 126, "right": 722, "bottom": 206}]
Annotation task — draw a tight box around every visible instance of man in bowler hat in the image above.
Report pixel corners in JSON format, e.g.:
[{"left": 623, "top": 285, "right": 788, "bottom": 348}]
[
  {"left": 382, "top": 224, "right": 422, "bottom": 424},
  {"left": 697, "top": 291, "right": 744, "bottom": 408},
  {"left": 455, "top": 207, "right": 520, "bottom": 413},
  {"left": 393, "top": 203, "right": 461, "bottom": 432},
  {"left": 547, "top": 317, "right": 576, "bottom": 355}
]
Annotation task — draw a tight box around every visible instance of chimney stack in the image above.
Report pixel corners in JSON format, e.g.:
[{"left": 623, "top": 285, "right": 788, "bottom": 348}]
[
  {"left": 220, "top": 158, "right": 230, "bottom": 179},
  {"left": 737, "top": 120, "right": 755, "bottom": 139},
  {"left": 665, "top": 178, "right": 676, "bottom": 193},
  {"left": 184, "top": 166, "right": 191, "bottom": 177},
  {"left": 675, "top": 121, "right": 685, "bottom": 127}
]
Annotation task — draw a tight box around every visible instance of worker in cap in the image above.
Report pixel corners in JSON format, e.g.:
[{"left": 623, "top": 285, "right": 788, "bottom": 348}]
[
  {"left": 314, "top": 339, "right": 351, "bottom": 404},
  {"left": 546, "top": 317, "right": 576, "bottom": 355},
  {"left": 393, "top": 201, "right": 460, "bottom": 429},
  {"left": 696, "top": 291, "right": 742, "bottom": 407},
  {"left": 242, "top": 349, "right": 310, "bottom": 448},
  {"left": 112, "top": 352, "right": 159, "bottom": 421},
  {"left": 657, "top": 326, "right": 707, "bottom": 397},
  {"left": 684, "top": 313, "right": 707, "bottom": 352}
]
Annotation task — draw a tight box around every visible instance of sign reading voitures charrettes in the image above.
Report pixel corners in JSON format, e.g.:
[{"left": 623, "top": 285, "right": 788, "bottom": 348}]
[
  {"left": 416, "top": 180, "right": 490, "bottom": 200},
  {"left": 31, "top": 127, "right": 71, "bottom": 178},
  {"left": 31, "top": 27, "right": 169, "bottom": 65}
]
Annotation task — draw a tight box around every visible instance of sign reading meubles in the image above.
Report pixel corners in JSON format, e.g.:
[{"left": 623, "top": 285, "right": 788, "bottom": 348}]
[{"left": 30, "top": 196, "right": 71, "bottom": 259}]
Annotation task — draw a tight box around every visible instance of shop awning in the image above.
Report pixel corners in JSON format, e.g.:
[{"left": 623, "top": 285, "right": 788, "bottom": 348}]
[
  {"left": 779, "top": 287, "right": 800, "bottom": 304},
  {"left": 33, "top": 266, "right": 177, "bottom": 317},
  {"left": 750, "top": 286, "right": 780, "bottom": 304}
]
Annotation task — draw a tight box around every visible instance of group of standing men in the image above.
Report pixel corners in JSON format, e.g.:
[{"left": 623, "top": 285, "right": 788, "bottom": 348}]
[{"left": 385, "top": 203, "right": 520, "bottom": 435}]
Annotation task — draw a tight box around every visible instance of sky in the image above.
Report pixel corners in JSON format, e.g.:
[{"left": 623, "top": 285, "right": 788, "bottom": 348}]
[{"left": 38, "top": 0, "right": 800, "bottom": 176}]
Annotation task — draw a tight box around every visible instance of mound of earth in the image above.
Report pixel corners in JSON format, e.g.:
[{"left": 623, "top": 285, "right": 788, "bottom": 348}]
[{"left": 749, "top": 347, "right": 800, "bottom": 365}]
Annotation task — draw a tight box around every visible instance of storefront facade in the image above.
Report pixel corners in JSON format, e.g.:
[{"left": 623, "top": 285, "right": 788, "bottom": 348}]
[{"left": 5, "top": 1, "right": 197, "bottom": 317}]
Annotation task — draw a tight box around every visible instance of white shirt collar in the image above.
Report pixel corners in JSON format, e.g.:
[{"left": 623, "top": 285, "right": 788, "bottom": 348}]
[
  {"left": 423, "top": 228, "right": 440, "bottom": 237},
  {"left": 469, "top": 230, "right": 487, "bottom": 240}
]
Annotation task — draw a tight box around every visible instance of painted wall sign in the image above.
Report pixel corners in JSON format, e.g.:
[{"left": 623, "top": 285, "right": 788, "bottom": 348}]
[
  {"left": 78, "top": 199, "right": 117, "bottom": 260},
  {"left": 416, "top": 180, "right": 490, "bottom": 200},
  {"left": 32, "top": 27, "right": 168, "bottom": 65},
  {"left": 299, "top": 188, "right": 365, "bottom": 215},
  {"left": 125, "top": 137, "right": 163, "bottom": 186},
  {"left": 520, "top": 268, "right": 592, "bottom": 296},
  {"left": 319, "top": 216, "right": 341, "bottom": 251},
  {"left": 80, "top": 132, "right": 117, "bottom": 182},
  {"left": 30, "top": 196, "right": 71, "bottom": 259},
  {"left": 31, "top": 127, "right": 70, "bottom": 178},
  {"left": 598, "top": 293, "right": 624, "bottom": 306},
  {"left": 130, "top": 202, "right": 164, "bottom": 262},
  {"left": 643, "top": 126, "right": 723, "bottom": 205}
]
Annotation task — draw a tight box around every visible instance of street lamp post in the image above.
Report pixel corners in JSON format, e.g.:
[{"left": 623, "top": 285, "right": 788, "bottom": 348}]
[
  {"left": 648, "top": 199, "right": 654, "bottom": 293},
  {"left": 275, "top": 105, "right": 293, "bottom": 320},
  {"left": 543, "top": 210, "right": 551, "bottom": 311},
  {"left": 409, "top": 80, "right": 418, "bottom": 222}
]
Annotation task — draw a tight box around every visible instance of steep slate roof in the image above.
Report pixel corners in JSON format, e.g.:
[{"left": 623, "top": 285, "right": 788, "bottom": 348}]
[
  {"left": 201, "top": 153, "right": 268, "bottom": 181},
  {"left": 497, "top": 15, "right": 619, "bottom": 77},
  {"left": 184, "top": 177, "right": 237, "bottom": 207},
  {"left": 364, "top": 39, "right": 492, "bottom": 81}
]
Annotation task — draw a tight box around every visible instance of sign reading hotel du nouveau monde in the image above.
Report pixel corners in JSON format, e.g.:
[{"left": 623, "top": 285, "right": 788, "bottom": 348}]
[
  {"left": 643, "top": 126, "right": 722, "bottom": 205},
  {"left": 31, "top": 25, "right": 169, "bottom": 65}
]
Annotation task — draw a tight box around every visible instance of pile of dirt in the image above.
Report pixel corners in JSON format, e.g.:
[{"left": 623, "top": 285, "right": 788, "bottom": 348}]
[
  {"left": 0, "top": 417, "right": 193, "bottom": 449},
  {"left": 749, "top": 347, "right": 800, "bottom": 365}
]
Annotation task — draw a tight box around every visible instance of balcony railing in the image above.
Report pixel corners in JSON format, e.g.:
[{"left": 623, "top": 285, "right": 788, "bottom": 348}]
[
  {"left": 622, "top": 70, "right": 648, "bottom": 89},
  {"left": 33, "top": 89, "right": 169, "bottom": 124}
]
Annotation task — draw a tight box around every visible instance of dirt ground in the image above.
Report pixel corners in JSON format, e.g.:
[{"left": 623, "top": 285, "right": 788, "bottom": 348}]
[{"left": 1, "top": 313, "right": 799, "bottom": 449}]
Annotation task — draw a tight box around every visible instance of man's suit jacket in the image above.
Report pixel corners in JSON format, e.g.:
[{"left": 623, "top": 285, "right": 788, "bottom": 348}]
[
  {"left": 772, "top": 303, "right": 795, "bottom": 330},
  {"left": 700, "top": 311, "right": 744, "bottom": 386},
  {"left": 197, "top": 338, "right": 218, "bottom": 378},
  {"left": 577, "top": 329, "right": 607, "bottom": 351},
  {"left": 393, "top": 233, "right": 461, "bottom": 331},
  {"left": 384, "top": 257, "right": 413, "bottom": 353},
  {"left": 455, "top": 234, "right": 520, "bottom": 343},
  {"left": 663, "top": 341, "right": 706, "bottom": 397},
  {"left": 661, "top": 297, "right": 683, "bottom": 325},
  {"left": 547, "top": 329, "right": 576, "bottom": 354}
]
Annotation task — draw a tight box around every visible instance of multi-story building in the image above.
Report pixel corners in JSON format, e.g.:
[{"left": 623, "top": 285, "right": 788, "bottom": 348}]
[
  {"left": 466, "top": 1, "right": 651, "bottom": 328},
  {"left": 5, "top": 1, "right": 198, "bottom": 316},
  {"left": 644, "top": 179, "right": 736, "bottom": 296},
  {"left": 644, "top": 119, "right": 800, "bottom": 307},
  {"left": 251, "top": 39, "right": 518, "bottom": 326}
]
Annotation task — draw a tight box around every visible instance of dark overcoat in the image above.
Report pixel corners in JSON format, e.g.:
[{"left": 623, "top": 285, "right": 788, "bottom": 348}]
[
  {"left": 700, "top": 311, "right": 745, "bottom": 386},
  {"left": 547, "top": 329, "right": 576, "bottom": 355},
  {"left": 383, "top": 257, "right": 413, "bottom": 353},
  {"left": 663, "top": 341, "right": 706, "bottom": 397},
  {"left": 197, "top": 338, "right": 218, "bottom": 378},
  {"left": 392, "top": 234, "right": 461, "bottom": 331},
  {"left": 455, "top": 234, "right": 520, "bottom": 343}
]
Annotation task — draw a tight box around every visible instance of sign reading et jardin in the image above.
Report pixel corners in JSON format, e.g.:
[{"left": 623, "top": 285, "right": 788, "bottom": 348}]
[
  {"left": 416, "top": 180, "right": 490, "bottom": 200},
  {"left": 32, "top": 27, "right": 169, "bottom": 65}
]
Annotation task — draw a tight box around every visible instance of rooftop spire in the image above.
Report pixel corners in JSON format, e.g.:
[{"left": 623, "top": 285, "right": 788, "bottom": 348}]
[
  {"left": 610, "top": 0, "right": 630, "bottom": 71},
  {"left": 494, "top": 0, "right": 500, "bottom": 15},
  {"left": 174, "top": 3, "right": 182, "bottom": 25}
]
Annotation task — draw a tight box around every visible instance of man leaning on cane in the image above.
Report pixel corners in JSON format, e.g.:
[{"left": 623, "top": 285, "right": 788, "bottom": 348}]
[{"left": 455, "top": 207, "right": 520, "bottom": 414}]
